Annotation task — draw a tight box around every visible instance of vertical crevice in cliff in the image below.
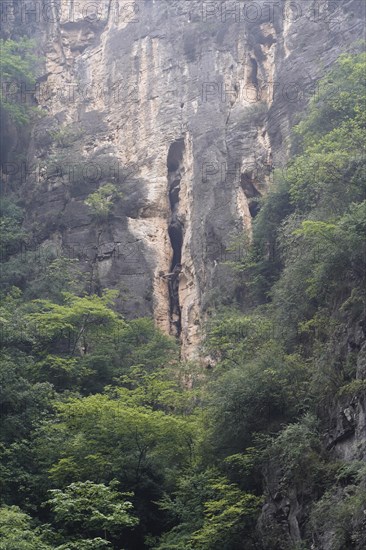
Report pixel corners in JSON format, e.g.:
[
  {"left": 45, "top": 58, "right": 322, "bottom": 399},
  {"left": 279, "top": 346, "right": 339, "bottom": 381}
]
[
  {"left": 240, "top": 172, "right": 262, "bottom": 219},
  {"left": 167, "top": 139, "right": 185, "bottom": 339},
  {"left": 250, "top": 57, "right": 259, "bottom": 89}
]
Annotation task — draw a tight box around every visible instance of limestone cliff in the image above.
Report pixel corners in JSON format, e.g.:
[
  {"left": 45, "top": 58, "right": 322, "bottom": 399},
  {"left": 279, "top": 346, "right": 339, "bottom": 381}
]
[{"left": 3, "top": 0, "right": 365, "bottom": 364}]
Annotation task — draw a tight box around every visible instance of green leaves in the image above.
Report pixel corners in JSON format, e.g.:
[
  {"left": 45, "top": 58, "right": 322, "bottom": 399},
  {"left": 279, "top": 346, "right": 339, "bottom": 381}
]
[
  {"left": 0, "top": 198, "right": 26, "bottom": 259},
  {"left": 0, "top": 48, "right": 365, "bottom": 550},
  {"left": 287, "top": 52, "right": 366, "bottom": 215},
  {"left": 47, "top": 481, "right": 138, "bottom": 538},
  {"left": 205, "top": 310, "right": 273, "bottom": 367},
  {"left": 46, "top": 393, "right": 197, "bottom": 487},
  {"left": 206, "top": 344, "right": 311, "bottom": 455},
  {"left": 0, "top": 506, "right": 52, "bottom": 550},
  {"left": 0, "top": 38, "right": 39, "bottom": 125},
  {"left": 56, "top": 539, "right": 111, "bottom": 549},
  {"left": 295, "top": 51, "right": 366, "bottom": 144},
  {"left": 85, "top": 184, "right": 124, "bottom": 220},
  {"left": 156, "top": 470, "right": 262, "bottom": 550},
  {"left": 310, "top": 470, "right": 366, "bottom": 550},
  {"left": 26, "top": 291, "right": 124, "bottom": 354},
  {"left": 191, "top": 477, "right": 262, "bottom": 550}
]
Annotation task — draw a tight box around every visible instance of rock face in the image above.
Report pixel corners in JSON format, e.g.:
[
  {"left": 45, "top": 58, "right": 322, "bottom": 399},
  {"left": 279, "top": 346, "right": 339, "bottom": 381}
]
[
  {"left": 4, "top": 0, "right": 365, "bottom": 361},
  {"left": 1, "top": 2, "right": 365, "bottom": 546}
]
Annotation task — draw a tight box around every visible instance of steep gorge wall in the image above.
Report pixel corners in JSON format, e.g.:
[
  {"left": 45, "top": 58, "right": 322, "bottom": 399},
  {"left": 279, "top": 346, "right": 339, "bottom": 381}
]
[{"left": 3, "top": 0, "right": 365, "bottom": 359}]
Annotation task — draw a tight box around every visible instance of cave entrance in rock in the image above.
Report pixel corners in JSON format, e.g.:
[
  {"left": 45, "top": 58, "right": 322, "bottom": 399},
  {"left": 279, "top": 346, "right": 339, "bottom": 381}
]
[
  {"left": 240, "top": 171, "right": 261, "bottom": 219},
  {"left": 168, "top": 221, "right": 183, "bottom": 269},
  {"left": 167, "top": 138, "right": 185, "bottom": 338},
  {"left": 167, "top": 137, "right": 185, "bottom": 172},
  {"left": 250, "top": 57, "right": 259, "bottom": 89}
]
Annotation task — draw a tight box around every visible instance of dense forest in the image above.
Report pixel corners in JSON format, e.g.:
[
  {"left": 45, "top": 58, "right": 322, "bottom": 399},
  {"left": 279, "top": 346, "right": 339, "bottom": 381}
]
[{"left": 0, "top": 37, "right": 366, "bottom": 549}]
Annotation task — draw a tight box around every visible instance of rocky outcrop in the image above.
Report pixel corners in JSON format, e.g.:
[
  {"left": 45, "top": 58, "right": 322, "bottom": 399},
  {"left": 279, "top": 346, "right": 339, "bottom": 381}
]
[
  {"left": 3, "top": 0, "right": 365, "bottom": 362},
  {"left": 258, "top": 308, "right": 366, "bottom": 548},
  {"left": 327, "top": 339, "right": 366, "bottom": 462},
  {"left": 2, "top": 1, "right": 365, "bottom": 546}
]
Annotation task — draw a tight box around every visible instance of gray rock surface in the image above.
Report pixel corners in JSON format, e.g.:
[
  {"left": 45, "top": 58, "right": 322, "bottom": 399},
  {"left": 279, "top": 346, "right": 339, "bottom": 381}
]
[
  {"left": 7, "top": 0, "right": 363, "bottom": 359},
  {"left": 2, "top": 2, "right": 365, "bottom": 546}
]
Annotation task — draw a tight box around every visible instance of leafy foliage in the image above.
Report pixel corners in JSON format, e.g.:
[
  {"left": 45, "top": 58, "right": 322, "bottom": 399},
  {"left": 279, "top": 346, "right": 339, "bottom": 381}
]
[
  {"left": 0, "top": 48, "right": 365, "bottom": 550},
  {"left": 47, "top": 481, "right": 138, "bottom": 543},
  {"left": 0, "top": 38, "right": 39, "bottom": 125},
  {"left": 85, "top": 184, "right": 124, "bottom": 219},
  {"left": 155, "top": 469, "right": 262, "bottom": 550},
  {"left": 0, "top": 506, "right": 51, "bottom": 550}
]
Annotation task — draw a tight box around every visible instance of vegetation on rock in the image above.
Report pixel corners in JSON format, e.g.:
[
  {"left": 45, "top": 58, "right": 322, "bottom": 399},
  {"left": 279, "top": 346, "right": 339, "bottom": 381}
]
[{"left": 0, "top": 39, "right": 365, "bottom": 549}]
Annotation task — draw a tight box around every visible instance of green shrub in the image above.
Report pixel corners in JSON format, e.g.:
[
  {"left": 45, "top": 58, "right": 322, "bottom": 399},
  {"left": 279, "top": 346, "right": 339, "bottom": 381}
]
[{"left": 85, "top": 184, "right": 123, "bottom": 219}]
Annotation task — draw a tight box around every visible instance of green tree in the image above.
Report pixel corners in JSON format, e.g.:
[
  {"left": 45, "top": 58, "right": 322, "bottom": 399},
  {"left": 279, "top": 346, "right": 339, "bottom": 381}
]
[
  {"left": 0, "top": 38, "right": 38, "bottom": 125},
  {"left": 26, "top": 290, "right": 124, "bottom": 356},
  {"left": 0, "top": 198, "right": 26, "bottom": 260},
  {"left": 44, "top": 393, "right": 197, "bottom": 486},
  {"left": 47, "top": 481, "right": 138, "bottom": 544},
  {"left": 36, "top": 391, "right": 199, "bottom": 546},
  {"left": 191, "top": 476, "right": 261, "bottom": 550},
  {"left": 85, "top": 184, "right": 123, "bottom": 220},
  {"left": 205, "top": 343, "right": 310, "bottom": 455},
  {"left": 0, "top": 505, "right": 51, "bottom": 550},
  {"left": 155, "top": 470, "right": 262, "bottom": 550}
]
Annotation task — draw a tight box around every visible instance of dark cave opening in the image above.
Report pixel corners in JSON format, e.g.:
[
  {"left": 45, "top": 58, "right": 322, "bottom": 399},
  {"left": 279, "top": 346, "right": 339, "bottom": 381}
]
[
  {"left": 240, "top": 171, "right": 262, "bottom": 218},
  {"left": 169, "top": 178, "right": 180, "bottom": 213},
  {"left": 249, "top": 200, "right": 260, "bottom": 218},
  {"left": 250, "top": 57, "right": 259, "bottom": 89},
  {"left": 166, "top": 139, "right": 185, "bottom": 338},
  {"left": 167, "top": 138, "right": 185, "bottom": 173},
  {"left": 241, "top": 172, "right": 261, "bottom": 198},
  {"left": 168, "top": 219, "right": 183, "bottom": 270}
]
